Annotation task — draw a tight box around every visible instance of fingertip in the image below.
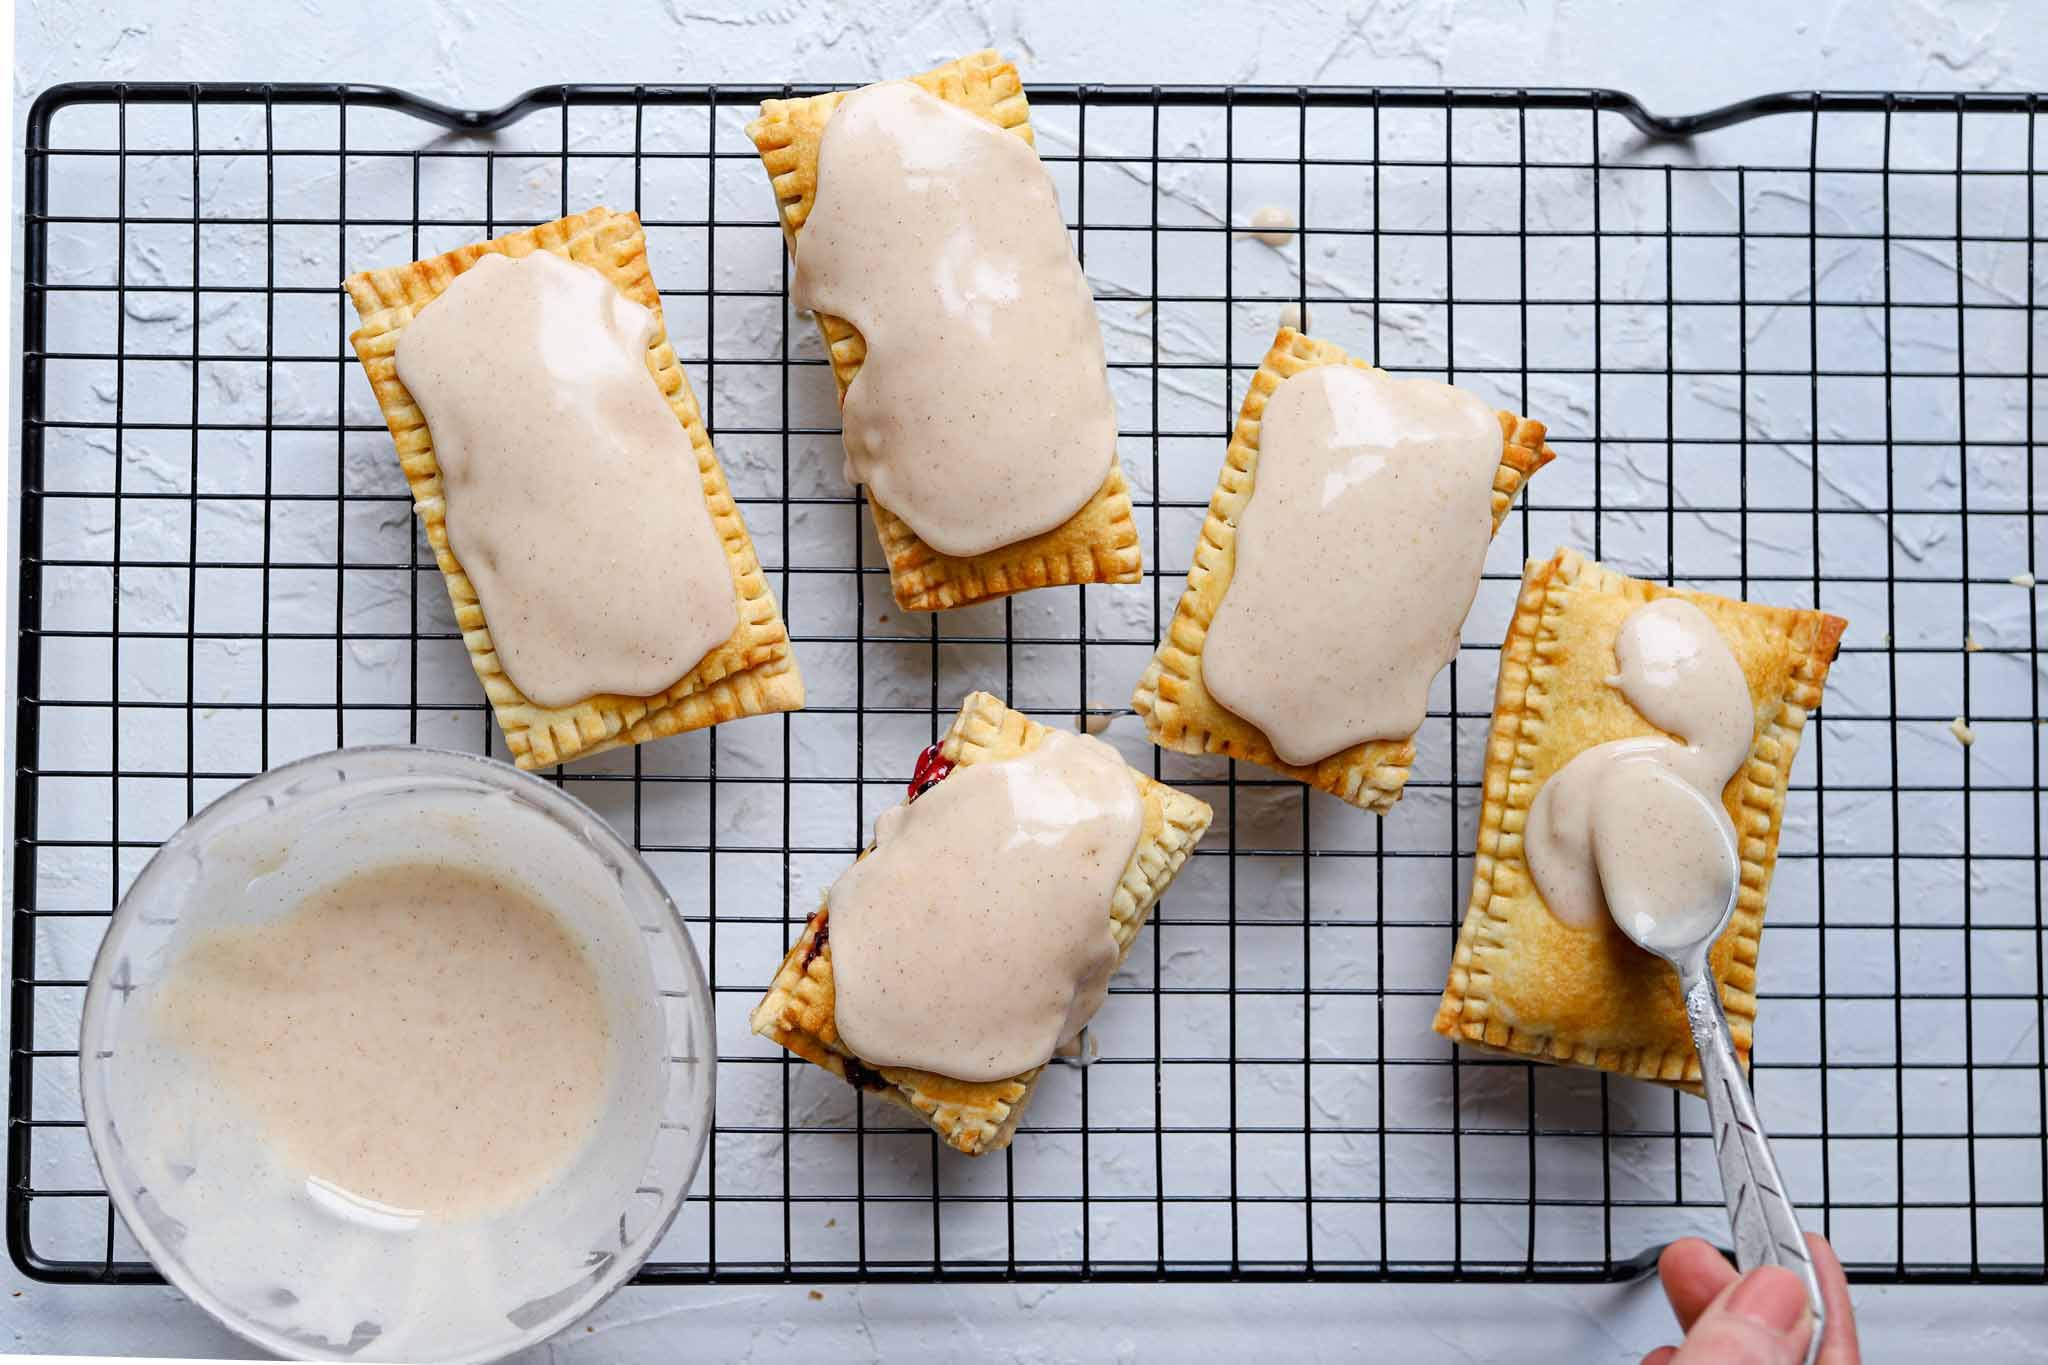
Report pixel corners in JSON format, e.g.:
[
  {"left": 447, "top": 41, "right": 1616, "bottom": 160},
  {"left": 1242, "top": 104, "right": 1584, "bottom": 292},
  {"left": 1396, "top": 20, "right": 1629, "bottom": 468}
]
[
  {"left": 1804, "top": 1231, "right": 1841, "bottom": 1279},
  {"left": 1803, "top": 1233, "right": 1862, "bottom": 1363},
  {"left": 1658, "top": 1236, "right": 1732, "bottom": 1288},
  {"left": 1658, "top": 1237, "right": 1740, "bottom": 1331},
  {"left": 1657, "top": 1237, "right": 1693, "bottom": 1271},
  {"left": 1724, "top": 1264, "right": 1810, "bottom": 1334},
  {"left": 1660, "top": 1236, "right": 1726, "bottom": 1271}
]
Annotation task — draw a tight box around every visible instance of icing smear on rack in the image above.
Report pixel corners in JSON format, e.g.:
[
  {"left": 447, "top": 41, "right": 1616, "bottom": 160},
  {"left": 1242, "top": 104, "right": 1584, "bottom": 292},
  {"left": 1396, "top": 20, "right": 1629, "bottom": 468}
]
[
  {"left": 1202, "top": 363, "right": 1503, "bottom": 765},
  {"left": 395, "top": 249, "right": 736, "bottom": 707},
  {"left": 825, "top": 730, "right": 1142, "bottom": 1081},
  {"left": 1525, "top": 598, "right": 1754, "bottom": 933},
  {"left": 792, "top": 81, "right": 1118, "bottom": 559}
]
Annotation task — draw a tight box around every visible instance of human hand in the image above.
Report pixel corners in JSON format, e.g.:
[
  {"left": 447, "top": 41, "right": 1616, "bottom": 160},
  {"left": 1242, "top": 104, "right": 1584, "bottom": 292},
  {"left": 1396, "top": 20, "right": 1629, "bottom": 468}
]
[{"left": 1641, "top": 1234, "right": 1860, "bottom": 1364}]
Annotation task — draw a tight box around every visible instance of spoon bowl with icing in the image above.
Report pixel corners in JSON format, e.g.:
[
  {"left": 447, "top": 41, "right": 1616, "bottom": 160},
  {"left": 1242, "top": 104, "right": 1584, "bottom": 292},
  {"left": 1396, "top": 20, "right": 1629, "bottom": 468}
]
[
  {"left": 79, "top": 747, "right": 714, "bottom": 1364},
  {"left": 1598, "top": 762, "right": 1829, "bottom": 1365},
  {"left": 1592, "top": 760, "right": 1742, "bottom": 969}
]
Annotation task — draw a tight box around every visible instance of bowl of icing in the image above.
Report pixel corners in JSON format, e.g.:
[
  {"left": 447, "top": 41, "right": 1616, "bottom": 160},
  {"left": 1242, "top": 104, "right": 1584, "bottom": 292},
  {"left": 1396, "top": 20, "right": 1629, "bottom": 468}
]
[{"left": 79, "top": 746, "right": 713, "bottom": 1363}]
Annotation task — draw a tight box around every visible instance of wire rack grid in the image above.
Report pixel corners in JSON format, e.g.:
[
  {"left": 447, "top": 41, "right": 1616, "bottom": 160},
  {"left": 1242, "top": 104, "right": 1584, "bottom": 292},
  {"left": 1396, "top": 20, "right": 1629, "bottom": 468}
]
[{"left": 9, "top": 82, "right": 2047, "bottom": 1289}]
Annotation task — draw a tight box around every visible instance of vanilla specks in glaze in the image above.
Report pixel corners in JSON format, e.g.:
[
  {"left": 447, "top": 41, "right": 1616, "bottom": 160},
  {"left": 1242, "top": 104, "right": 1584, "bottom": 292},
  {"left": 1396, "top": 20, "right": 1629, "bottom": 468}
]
[
  {"left": 825, "top": 731, "right": 1143, "bottom": 1082},
  {"left": 1202, "top": 364, "right": 1503, "bottom": 766},
  {"left": 1525, "top": 597, "right": 1755, "bottom": 935},
  {"left": 145, "top": 863, "right": 612, "bottom": 1219},
  {"left": 395, "top": 250, "right": 737, "bottom": 708},
  {"left": 791, "top": 81, "right": 1118, "bottom": 559}
]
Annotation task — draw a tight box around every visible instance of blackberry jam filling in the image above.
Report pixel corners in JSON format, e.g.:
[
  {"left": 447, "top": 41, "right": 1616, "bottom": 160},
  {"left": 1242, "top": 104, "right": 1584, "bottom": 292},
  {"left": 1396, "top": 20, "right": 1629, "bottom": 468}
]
[{"left": 800, "top": 919, "right": 830, "bottom": 970}]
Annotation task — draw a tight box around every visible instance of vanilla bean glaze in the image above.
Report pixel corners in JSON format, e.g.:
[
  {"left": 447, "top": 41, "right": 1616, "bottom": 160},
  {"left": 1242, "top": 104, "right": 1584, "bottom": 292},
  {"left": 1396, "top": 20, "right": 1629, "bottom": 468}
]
[
  {"left": 825, "top": 730, "right": 1143, "bottom": 1082},
  {"left": 395, "top": 249, "right": 737, "bottom": 707},
  {"left": 145, "top": 862, "right": 612, "bottom": 1219},
  {"left": 1525, "top": 597, "right": 1755, "bottom": 932},
  {"left": 1202, "top": 364, "right": 1504, "bottom": 766},
  {"left": 791, "top": 81, "right": 1118, "bottom": 559}
]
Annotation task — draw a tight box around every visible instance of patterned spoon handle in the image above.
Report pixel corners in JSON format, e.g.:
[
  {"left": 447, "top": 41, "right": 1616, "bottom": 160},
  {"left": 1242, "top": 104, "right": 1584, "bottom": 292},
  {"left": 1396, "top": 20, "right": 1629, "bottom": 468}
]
[{"left": 1683, "top": 965, "right": 1828, "bottom": 1365}]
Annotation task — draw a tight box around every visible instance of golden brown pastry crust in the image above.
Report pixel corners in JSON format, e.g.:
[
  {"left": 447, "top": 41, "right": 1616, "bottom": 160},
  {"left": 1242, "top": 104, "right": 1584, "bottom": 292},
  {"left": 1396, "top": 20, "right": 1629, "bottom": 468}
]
[
  {"left": 1130, "top": 325, "right": 1556, "bottom": 812},
  {"left": 750, "top": 692, "right": 1213, "bottom": 1155},
  {"left": 745, "top": 50, "right": 1144, "bottom": 612},
  {"left": 1432, "top": 547, "right": 1847, "bottom": 1088},
  {"left": 344, "top": 207, "right": 804, "bottom": 770}
]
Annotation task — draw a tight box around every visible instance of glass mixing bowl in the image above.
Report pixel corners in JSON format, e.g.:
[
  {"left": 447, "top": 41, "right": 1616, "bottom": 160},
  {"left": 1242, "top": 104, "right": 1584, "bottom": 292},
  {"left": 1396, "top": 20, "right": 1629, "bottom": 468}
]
[{"left": 79, "top": 746, "right": 714, "bottom": 1364}]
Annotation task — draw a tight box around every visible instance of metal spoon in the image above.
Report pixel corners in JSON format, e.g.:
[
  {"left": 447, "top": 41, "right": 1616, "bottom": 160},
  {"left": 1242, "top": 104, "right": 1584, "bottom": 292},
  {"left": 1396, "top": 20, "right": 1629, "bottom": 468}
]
[{"left": 1594, "top": 765, "right": 1827, "bottom": 1363}]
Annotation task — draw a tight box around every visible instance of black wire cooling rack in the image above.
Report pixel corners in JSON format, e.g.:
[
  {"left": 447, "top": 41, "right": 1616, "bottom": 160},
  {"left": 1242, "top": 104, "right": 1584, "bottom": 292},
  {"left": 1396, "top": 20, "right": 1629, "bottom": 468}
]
[{"left": 10, "top": 82, "right": 2047, "bottom": 1289}]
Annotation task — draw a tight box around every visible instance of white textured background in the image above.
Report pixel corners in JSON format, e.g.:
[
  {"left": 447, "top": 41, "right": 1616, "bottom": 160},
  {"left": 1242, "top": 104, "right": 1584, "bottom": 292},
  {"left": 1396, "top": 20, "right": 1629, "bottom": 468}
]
[{"left": 10, "top": 0, "right": 2048, "bottom": 1360}]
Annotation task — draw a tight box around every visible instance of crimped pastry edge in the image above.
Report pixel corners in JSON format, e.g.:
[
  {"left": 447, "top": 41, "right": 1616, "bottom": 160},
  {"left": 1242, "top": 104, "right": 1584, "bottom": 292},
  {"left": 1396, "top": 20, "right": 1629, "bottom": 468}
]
[
  {"left": 744, "top": 51, "right": 1143, "bottom": 612},
  {"left": 344, "top": 206, "right": 804, "bottom": 769},
  {"left": 749, "top": 692, "right": 1213, "bottom": 1155},
  {"left": 1130, "top": 324, "right": 1556, "bottom": 812},
  {"left": 1430, "top": 546, "right": 1847, "bottom": 1089}
]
